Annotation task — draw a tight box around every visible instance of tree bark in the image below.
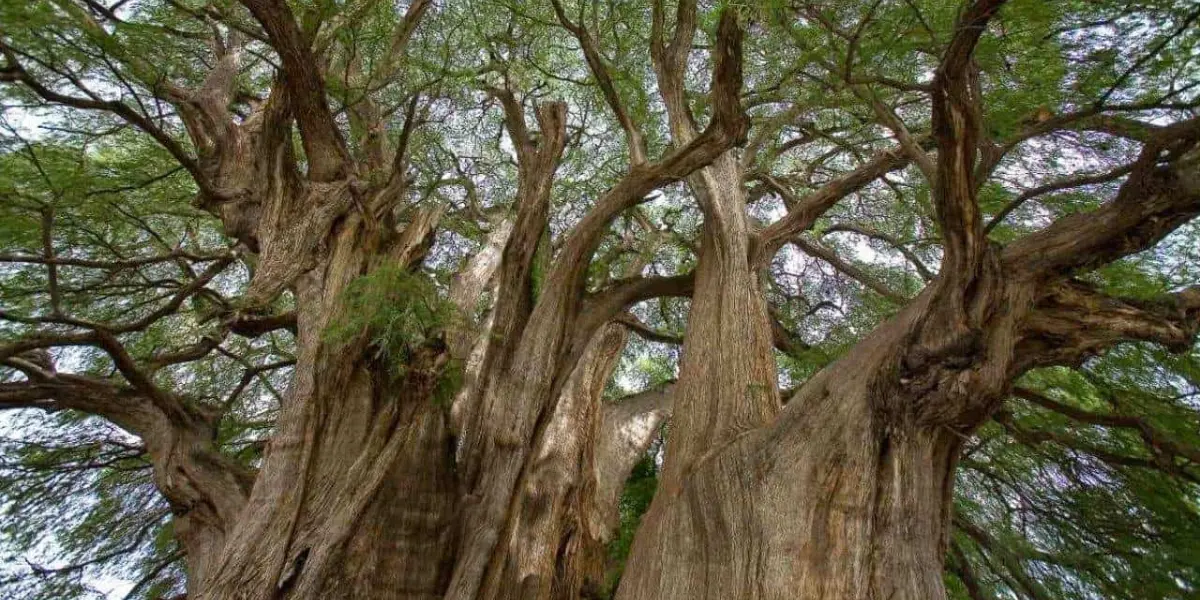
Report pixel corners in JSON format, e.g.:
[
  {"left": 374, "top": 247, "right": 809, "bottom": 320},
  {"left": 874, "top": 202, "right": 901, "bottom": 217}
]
[
  {"left": 195, "top": 207, "right": 461, "bottom": 600},
  {"left": 617, "top": 301, "right": 960, "bottom": 599},
  {"left": 7, "top": 0, "right": 1200, "bottom": 597}
]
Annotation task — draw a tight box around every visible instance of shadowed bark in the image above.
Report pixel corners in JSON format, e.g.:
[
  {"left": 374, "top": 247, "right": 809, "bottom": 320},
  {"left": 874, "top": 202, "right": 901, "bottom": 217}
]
[
  {"left": 4, "top": 1, "right": 1200, "bottom": 599},
  {"left": 616, "top": 2, "right": 1200, "bottom": 599}
]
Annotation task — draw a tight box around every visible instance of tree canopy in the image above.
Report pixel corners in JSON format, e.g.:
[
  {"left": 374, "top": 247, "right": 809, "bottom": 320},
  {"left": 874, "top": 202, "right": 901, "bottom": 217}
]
[{"left": 1, "top": 0, "right": 1199, "bottom": 599}]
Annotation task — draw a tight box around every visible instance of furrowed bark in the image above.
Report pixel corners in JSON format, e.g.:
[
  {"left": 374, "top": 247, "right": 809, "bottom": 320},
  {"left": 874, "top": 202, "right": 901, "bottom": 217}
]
[
  {"left": 238, "top": 0, "right": 351, "bottom": 181},
  {"left": 495, "top": 212, "right": 676, "bottom": 599},
  {"left": 445, "top": 10, "right": 747, "bottom": 599},
  {"left": 15, "top": 0, "right": 1200, "bottom": 598},
  {"left": 154, "top": 7, "right": 463, "bottom": 595},
  {"left": 619, "top": 6, "right": 780, "bottom": 594},
  {"left": 616, "top": 128, "right": 782, "bottom": 600},
  {"left": 618, "top": 284, "right": 974, "bottom": 600},
  {"left": 496, "top": 323, "right": 627, "bottom": 599},
  {"left": 449, "top": 217, "right": 516, "bottom": 436},
  {"left": 0, "top": 369, "right": 252, "bottom": 592},
  {"left": 616, "top": 4, "right": 1043, "bottom": 598},
  {"left": 617, "top": 69, "right": 1200, "bottom": 600},
  {"left": 197, "top": 207, "right": 460, "bottom": 600}
]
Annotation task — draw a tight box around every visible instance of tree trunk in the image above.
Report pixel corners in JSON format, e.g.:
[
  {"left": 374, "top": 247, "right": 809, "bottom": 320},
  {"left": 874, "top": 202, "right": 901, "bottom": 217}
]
[
  {"left": 195, "top": 211, "right": 460, "bottom": 600},
  {"left": 617, "top": 297, "right": 960, "bottom": 600},
  {"left": 490, "top": 320, "right": 673, "bottom": 600}
]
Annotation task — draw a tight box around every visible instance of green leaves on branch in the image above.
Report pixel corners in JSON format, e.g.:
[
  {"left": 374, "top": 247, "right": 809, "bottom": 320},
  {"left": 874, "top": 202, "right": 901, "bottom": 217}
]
[{"left": 324, "top": 265, "right": 460, "bottom": 383}]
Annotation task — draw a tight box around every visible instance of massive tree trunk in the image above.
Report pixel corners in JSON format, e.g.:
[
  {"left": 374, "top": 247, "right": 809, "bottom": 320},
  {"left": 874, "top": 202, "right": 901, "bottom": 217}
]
[
  {"left": 0, "top": 0, "right": 744, "bottom": 593},
  {"left": 617, "top": 297, "right": 961, "bottom": 600},
  {"left": 11, "top": 0, "right": 1200, "bottom": 598},
  {"left": 615, "top": 3, "right": 1200, "bottom": 598},
  {"left": 6, "top": 0, "right": 1200, "bottom": 597},
  {"left": 142, "top": 3, "right": 474, "bottom": 594},
  {"left": 196, "top": 206, "right": 462, "bottom": 600},
  {"left": 443, "top": 10, "right": 747, "bottom": 599}
]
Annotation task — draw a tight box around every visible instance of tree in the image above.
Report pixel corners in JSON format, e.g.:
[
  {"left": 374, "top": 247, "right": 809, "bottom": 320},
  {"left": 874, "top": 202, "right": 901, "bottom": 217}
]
[{"left": 1, "top": 0, "right": 1198, "bottom": 599}]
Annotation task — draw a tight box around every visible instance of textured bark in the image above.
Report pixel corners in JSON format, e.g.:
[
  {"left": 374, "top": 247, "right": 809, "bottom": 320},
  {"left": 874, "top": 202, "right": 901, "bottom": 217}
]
[
  {"left": 449, "top": 218, "right": 515, "bottom": 436},
  {"left": 615, "top": 4, "right": 990, "bottom": 597},
  {"left": 144, "top": 409, "right": 255, "bottom": 590},
  {"left": 617, "top": 300, "right": 962, "bottom": 600},
  {"left": 614, "top": 5, "right": 1200, "bottom": 597},
  {"left": 0, "top": 353, "right": 253, "bottom": 590},
  {"left": 494, "top": 322, "right": 674, "bottom": 600},
  {"left": 618, "top": 4, "right": 781, "bottom": 589},
  {"left": 616, "top": 152, "right": 785, "bottom": 598},
  {"left": 496, "top": 323, "right": 627, "bottom": 599},
  {"left": 21, "top": 1, "right": 1200, "bottom": 598},
  {"left": 444, "top": 11, "right": 748, "bottom": 599},
  {"left": 197, "top": 208, "right": 460, "bottom": 600}
]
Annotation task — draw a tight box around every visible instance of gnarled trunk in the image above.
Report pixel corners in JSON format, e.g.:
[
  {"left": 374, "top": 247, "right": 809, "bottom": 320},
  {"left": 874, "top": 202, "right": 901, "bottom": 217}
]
[
  {"left": 195, "top": 212, "right": 460, "bottom": 600},
  {"left": 616, "top": 392, "right": 957, "bottom": 600},
  {"left": 617, "top": 292, "right": 963, "bottom": 600}
]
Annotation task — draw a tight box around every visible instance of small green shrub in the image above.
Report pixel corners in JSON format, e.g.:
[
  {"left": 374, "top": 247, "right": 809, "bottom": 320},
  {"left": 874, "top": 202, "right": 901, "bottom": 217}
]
[{"left": 324, "top": 265, "right": 460, "bottom": 381}]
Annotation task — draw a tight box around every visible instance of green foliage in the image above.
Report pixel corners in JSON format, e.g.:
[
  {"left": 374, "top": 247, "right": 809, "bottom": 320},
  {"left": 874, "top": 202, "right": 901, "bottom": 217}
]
[
  {"left": 951, "top": 344, "right": 1200, "bottom": 600},
  {"left": 0, "top": 413, "right": 182, "bottom": 600},
  {"left": 324, "top": 265, "right": 460, "bottom": 379},
  {"left": 603, "top": 452, "right": 660, "bottom": 597},
  {"left": 3, "top": 0, "right": 1200, "bottom": 597}
]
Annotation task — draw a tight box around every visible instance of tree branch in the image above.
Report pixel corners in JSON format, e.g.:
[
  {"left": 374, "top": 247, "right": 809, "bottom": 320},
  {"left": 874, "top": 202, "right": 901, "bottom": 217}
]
[
  {"left": 754, "top": 143, "right": 918, "bottom": 264},
  {"left": 791, "top": 237, "right": 909, "bottom": 303},
  {"left": 239, "top": 0, "right": 351, "bottom": 181},
  {"left": 984, "top": 164, "right": 1134, "bottom": 234},
  {"left": 823, "top": 223, "right": 935, "bottom": 280},
  {"left": 1016, "top": 280, "right": 1200, "bottom": 370},
  {"left": 0, "top": 45, "right": 209, "bottom": 194},
  {"left": 929, "top": 0, "right": 1007, "bottom": 284},
  {"left": 1014, "top": 386, "right": 1200, "bottom": 466},
  {"left": 1002, "top": 117, "right": 1200, "bottom": 278},
  {"left": 550, "top": 0, "right": 648, "bottom": 165}
]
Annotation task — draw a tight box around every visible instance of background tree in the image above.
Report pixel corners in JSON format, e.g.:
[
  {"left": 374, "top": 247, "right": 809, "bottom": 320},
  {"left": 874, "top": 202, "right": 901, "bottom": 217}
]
[{"left": 1, "top": 1, "right": 1199, "bottom": 599}]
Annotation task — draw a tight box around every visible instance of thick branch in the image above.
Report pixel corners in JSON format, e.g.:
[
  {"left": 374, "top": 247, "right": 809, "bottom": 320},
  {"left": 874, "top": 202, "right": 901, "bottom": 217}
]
[
  {"left": 1016, "top": 280, "right": 1200, "bottom": 370},
  {"left": 617, "top": 312, "right": 682, "bottom": 345},
  {"left": 1002, "top": 118, "right": 1200, "bottom": 278},
  {"left": 239, "top": 0, "right": 350, "bottom": 181},
  {"left": 754, "top": 144, "right": 916, "bottom": 263},
  {"left": 486, "top": 101, "right": 569, "bottom": 364},
  {"left": 650, "top": 0, "right": 699, "bottom": 140},
  {"left": 929, "top": 0, "right": 1007, "bottom": 283},
  {"left": 536, "top": 7, "right": 747, "bottom": 322}
]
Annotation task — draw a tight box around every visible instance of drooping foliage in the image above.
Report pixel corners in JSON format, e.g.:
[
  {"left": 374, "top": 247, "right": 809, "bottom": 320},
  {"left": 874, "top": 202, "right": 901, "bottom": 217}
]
[{"left": 1, "top": 0, "right": 1199, "bottom": 599}]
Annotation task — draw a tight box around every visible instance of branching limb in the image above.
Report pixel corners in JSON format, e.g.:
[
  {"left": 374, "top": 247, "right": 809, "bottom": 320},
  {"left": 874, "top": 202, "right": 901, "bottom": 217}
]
[
  {"left": 984, "top": 164, "right": 1135, "bottom": 234},
  {"left": 616, "top": 313, "right": 683, "bottom": 345},
  {"left": 1016, "top": 280, "right": 1200, "bottom": 370},
  {"left": 823, "top": 223, "right": 935, "bottom": 280},
  {"left": 790, "top": 237, "right": 909, "bottom": 303},
  {"left": 754, "top": 143, "right": 919, "bottom": 264},
  {"left": 485, "top": 99, "right": 569, "bottom": 362},
  {"left": 929, "top": 0, "right": 1007, "bottom": 286},
  {"left": 0, "top": 44, "right": 208, "bottom": 192},
  {"left": 649, "top": 0, "right": 699, "bottom": 140},
  {"left": 1002, "top": 117, "right": 1200, "bottom": 278},
  {"left": 550, "top": 0, "right": 648, "bottom": 165},
  {"left": 238, "top": 0, "right": 351, "bottom": 181},
  {"left": 1014, "top": 386, "right": 1200, "bottom": 466},
  {"left": 993, "top": 409, "right": 1200, "bottom": 485}
]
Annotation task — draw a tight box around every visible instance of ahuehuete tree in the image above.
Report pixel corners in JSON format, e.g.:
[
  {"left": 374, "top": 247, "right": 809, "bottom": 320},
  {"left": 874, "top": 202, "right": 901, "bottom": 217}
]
[{"left": 1, "top": 0, "right": 1199, "bottom": 599}]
